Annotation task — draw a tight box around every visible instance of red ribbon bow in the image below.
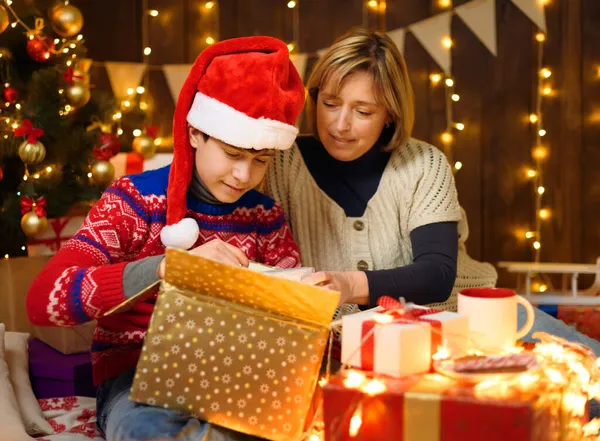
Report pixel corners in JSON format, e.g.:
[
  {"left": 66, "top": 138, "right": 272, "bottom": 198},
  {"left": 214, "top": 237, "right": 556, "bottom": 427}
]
[
  {"left": 14, "top": 119, "right": 45, "bottom": 144},
  {"left": 360, "top": 296, "right": 443, "bottom": 372},
  {"left": 20, "top": 195, "right": 47, "bottom": 217},
  {"left": 93, "top": 133, "right": 121, "bottom": 160},
  {"left": 145, "top": 125, "right": 158, "bottom": 139},
  {"left": 62, "top": 66, "right": 84, "bottom": 85}
]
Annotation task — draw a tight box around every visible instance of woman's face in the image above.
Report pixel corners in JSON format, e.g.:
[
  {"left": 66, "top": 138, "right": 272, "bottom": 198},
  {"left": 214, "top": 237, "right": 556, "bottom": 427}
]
[{"left": 316, "top": 70, "right": 390, "bottom": 161}]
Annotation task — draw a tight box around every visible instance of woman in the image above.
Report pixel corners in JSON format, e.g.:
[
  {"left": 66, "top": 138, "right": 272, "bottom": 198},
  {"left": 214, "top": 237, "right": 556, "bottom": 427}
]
[{"left": 266, "top": 28, "right": 600, "bottom": 354}]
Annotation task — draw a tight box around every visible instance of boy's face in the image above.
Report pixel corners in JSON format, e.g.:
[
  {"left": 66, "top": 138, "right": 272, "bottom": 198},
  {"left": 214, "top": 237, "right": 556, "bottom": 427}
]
[{"left": 189, "top": 127, "right": 274, "bottom": 203}]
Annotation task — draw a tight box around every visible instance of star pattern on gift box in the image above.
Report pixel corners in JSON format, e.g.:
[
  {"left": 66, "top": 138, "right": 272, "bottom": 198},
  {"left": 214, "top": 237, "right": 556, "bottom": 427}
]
[{"left": 130, "top": 284, "right": 329, "bottom": 439}]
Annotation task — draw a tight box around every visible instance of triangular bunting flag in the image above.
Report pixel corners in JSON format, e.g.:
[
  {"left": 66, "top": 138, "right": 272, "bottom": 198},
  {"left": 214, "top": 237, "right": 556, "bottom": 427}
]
[
  {"left": 163, "top": 64, "right": 193, "bottom": 103},
  {"left": 104, "top": 62, "right": 147, "bottom": 98},
  {"left": 409, "top": 12, "right": 452, "bottom": 74},
  {"left": 456, "top": 0, "right": 497, "bottom": 56},
  {"left": 290, "top": 53, "right": 309, "bottom": 82},
  {"left": 510, "top": 0, "right": 546, "bottom": 33},
  {"left": 387, "top": 28, "right": 406, "bottom": 55}
]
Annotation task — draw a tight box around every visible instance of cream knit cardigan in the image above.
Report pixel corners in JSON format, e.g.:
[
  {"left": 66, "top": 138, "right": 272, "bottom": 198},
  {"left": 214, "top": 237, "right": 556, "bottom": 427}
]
[{"left": 265, "top": 138, "right": 497, "bottom": 311}]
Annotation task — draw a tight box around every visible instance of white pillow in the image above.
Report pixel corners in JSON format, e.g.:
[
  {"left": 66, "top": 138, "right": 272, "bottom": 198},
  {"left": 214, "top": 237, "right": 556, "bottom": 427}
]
[
  {"left": 0, "top": 324, "right": 35, "bottom": 441},
  {"left": 5, "top": 332, "right": 53, "bottom": 435}
]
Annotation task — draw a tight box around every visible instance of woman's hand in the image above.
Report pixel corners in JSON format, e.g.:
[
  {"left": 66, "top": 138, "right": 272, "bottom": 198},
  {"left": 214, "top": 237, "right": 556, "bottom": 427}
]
[
  {"left": 157, "top": 239, "right": 249, "bottom": 278},
  {"left": 302, "top": 271, "right": 369, "bottom": 307}
]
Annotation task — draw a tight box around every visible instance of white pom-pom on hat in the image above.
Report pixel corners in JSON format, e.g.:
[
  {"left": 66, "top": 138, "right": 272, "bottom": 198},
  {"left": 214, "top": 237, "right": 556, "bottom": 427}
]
[{"left": 160, "top": 218, "right": 199, "bottom": 249}]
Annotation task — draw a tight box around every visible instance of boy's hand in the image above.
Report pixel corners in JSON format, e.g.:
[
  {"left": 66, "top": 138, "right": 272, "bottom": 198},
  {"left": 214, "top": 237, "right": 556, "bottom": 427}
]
[
  {"left": 189, "top": 239, "right": 249, "bottom": 268},
  {"left": 157, "top": 239, "right": 249, "bottom": 278}
]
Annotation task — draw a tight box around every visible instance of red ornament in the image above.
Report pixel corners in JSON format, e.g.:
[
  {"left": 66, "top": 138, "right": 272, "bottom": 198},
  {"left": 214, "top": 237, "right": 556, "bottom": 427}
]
[
  {"left": 26, "top": 35, "right": 54, "bottom": 63},
  {"left": 93, "top": 132, "right": 121, "bottom": 160},
  {"left": 0, "top": 166, "right": 3, "bottom": 182},
  {"left": 3, "top": 86, "right": 17, "bottom": 103}
]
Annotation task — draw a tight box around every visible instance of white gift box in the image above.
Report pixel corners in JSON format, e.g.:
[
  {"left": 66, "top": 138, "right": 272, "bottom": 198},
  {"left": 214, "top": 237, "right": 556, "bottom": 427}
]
[{"left": 341, "top": 306, "right": 469, "bottom": 378}]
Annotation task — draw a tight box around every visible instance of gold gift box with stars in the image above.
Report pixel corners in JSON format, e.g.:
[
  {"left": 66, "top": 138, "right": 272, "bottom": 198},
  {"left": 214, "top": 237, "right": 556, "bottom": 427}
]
[{"left": 129, "top": 248, "right": 340, "bottom": 441}]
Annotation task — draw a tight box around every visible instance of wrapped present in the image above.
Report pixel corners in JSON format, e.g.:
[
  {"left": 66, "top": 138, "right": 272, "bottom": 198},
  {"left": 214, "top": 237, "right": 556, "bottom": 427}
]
[
  {"left": 110, "top": 151, "right": 173, "bottom": 180},
  {"left": 27, "top": 215, "right": 85, "bottom": 257},
  {"left": 28, "top": 339, "right": 95, "bottom": 399},
  {"left": 321, "top": 368, "right": 584, "bottom": 441},
  {"left": 341, "top": 299, "right": 469, "bottom": 378},
  {"left": 128, "top": 248, "right": 339, "bottom": 441},
  {"left": 33, "top": 321, "right": 95, "bottom": 354}
]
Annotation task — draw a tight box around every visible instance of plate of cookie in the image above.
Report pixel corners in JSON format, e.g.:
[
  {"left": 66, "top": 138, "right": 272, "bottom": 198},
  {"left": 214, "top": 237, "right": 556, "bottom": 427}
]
[{"left": 433, "top": 352, "right": 540, "bottom": 383}]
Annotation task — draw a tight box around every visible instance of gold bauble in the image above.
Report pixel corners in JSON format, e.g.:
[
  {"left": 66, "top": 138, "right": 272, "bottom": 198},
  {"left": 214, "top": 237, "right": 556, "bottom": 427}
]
[
  {"left": 0, "top": 47, "right": 12, "bottom": 61},
  {"left": 91, "top": 160, "right": 115, "bottom": 188},
  {"left": 0, "top": 6, "right": 9, "bottom": 35},
  {"left": 65, "top": 82, "right": 90, "bottom": 108},
  {"left": 49, "top": 3, "right": 83, "bottom": 38},
  {"left": 21, "top": 211, "right": 48, "bottom": 238},
  {"left": 18, "top": 140, "right": 46, "bottom": 165},
  {"left": 132, "top": 134, "right": 156, "bottom": 159}
]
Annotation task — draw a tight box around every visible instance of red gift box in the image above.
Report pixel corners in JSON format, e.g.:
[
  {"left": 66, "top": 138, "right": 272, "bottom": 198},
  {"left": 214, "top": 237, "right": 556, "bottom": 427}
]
[
  {"left": 322, "top": 370, "right": 580, "bottom": 441},
  {"left": 27, "top": 215, "right": 86, "bottom": 257}
]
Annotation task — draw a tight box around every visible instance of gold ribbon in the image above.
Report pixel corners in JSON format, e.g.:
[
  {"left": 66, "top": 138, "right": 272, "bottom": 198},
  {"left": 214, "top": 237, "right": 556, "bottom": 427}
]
[
  {"left": 403, "top": 375, "right": 453, "bottom": 441},
  {"left": 25, "top": 18, "right": 45, "bottom": 39},
  {"left": 86, "top": 116, "right": 112, "bottom": 133}
]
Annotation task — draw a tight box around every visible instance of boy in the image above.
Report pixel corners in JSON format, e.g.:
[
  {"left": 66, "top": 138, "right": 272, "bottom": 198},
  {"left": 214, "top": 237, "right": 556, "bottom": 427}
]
[{"left": 26, "top": 36, "right": 305, "bottom": 441}]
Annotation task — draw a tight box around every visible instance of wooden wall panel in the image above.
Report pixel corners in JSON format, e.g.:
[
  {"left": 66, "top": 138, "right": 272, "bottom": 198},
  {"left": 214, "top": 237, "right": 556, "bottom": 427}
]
[
  {"left": 582, "top": 0, "right": 600, "bottom": 265},
  {"left": 73, "top": 0, "right": 600, "bottom": 288}
]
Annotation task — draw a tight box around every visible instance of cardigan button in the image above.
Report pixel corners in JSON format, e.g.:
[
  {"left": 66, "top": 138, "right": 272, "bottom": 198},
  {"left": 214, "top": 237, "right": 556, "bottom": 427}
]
[
  {"left": 353, "top": 220, "right": 365, "bottom": 231},
  {"left": 357, "top": 260, "right": 369, "bottom": 271}
]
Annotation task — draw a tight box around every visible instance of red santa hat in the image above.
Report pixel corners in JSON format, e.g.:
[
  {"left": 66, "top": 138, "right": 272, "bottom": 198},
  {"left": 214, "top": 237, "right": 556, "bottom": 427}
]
[{"left": 160, "top": 36, "right": 306, "bottom": 249}]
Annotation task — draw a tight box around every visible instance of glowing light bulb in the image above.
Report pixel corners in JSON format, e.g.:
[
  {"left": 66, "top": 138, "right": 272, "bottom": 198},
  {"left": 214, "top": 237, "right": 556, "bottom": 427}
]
[
  {"left": 539, "top": 129, "right": 546, "bottom": 136},
  {"left": 451, "top": 94, "right": 460, "bottom": 102},
  {"left": 455, "top": 123, "right": 465, "bottom": 131},
  {"left": 539, "top": 208, "right": 551, "bottom": 220},
  {"left": 287, "top": 0, "right": 296, "bottom": 7},
  {"left": 529, "top": 114, "right": 539, "bottom": 123},
  {"left": 542, "top": 87, "right": 552, "bottom": 96},
  {"left": 540, "top": 68, "right": 552, "bottom": 78},
  {"left": 137, "top": 86, "right": 145, "bottom": 94},
  {"left": 536, "top": 33, "right": 546, "bottom": 43},
  {"left": 205, "top": 1, "right": 215, "bottom": 9},
  {"left": 430, "top": 73, "right": 442, "bottom": 84},
  {"left": 148, "top": 9, "right": 159, "bottom": 16},
  {"left": 367, "top": 0, "right": 378, "bottom": 9},
  {"left": 133, "top": 129, "right": 142, "bottom": 137},
  {"left": 454, "top": 161, "right": 463, "bottom": 170},
  {"left": 441, "top": 132, "right": 453, "bottom": 144},
  {"left": 525, "top": 231, "right": 535, "bottom": 239},
  {"left": 532, "top": 145, "right": 548, "bottom": 160},
  {"left": 537, "top": 186, "right": 545, "bottom": 195},
  {"left": 206, "top": 36, "right": 215, "bottom": 45},
  {"left": 442, "top": 37, "right": 453, "bottom": 49},
  {"left": 445, "top": 78, "right": 454, "bottom": 87},
  {"left": 533, "top": 241, "right": 541, "bottom": 250},
  {"left": 438, "top": 0, "right": 452, "bottom": 7},
  {"left": 287, "top": 42, "right": 295, "bottom": 52},
  {"left": 144, "top": 47, "right": 152, "bottom": 55}
]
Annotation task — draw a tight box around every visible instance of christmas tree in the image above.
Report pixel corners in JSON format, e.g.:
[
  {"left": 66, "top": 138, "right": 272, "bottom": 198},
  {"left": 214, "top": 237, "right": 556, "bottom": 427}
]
[{"left": 0, "top": 0, "right": 147, "bottom": 258}]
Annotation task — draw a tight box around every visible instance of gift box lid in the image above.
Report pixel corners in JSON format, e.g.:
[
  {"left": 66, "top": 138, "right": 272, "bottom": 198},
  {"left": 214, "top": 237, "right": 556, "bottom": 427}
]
[{"left": 28, "top": 338, "right": 92, "bottom": 382}]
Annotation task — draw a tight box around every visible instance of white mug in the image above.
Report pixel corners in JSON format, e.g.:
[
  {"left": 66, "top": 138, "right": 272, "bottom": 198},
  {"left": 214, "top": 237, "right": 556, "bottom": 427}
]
[{"left": 457, "top": 288, "right": 535, "bottom": 353}]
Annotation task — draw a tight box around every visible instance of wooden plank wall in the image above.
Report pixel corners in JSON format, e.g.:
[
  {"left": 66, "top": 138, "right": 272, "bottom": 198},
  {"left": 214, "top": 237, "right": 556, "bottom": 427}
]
[{"left": 78, "top": 0, "right": 600, "bottom": 288}]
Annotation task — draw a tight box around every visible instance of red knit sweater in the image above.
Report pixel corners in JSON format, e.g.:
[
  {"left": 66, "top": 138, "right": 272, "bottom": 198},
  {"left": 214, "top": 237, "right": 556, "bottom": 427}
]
[{"left": 26, "top": 166, "right": 300, "bottom": 385}]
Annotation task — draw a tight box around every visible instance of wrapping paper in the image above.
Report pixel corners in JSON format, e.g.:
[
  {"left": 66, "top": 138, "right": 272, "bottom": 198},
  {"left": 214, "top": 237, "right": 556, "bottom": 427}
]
[
  {"left": 130, "top": 249, "right": 339, "bottom": 441},
  {"left": 322, "top": 369, "right": 581, "bottom": 441}
]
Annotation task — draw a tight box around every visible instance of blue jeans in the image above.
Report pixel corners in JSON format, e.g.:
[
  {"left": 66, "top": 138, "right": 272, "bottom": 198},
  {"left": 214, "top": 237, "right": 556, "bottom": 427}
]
[
  {"left": 96, "top": 369, "right": 265, "bottom": 441},
  {"left": 518, "top": 306, "right": 600, "bottom": 419},
  {"left": 518, "top": 305, "right": 600, "bottom": 356}
]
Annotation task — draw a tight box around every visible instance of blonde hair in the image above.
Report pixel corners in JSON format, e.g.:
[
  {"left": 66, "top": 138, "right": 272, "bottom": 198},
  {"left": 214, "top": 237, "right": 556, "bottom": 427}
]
[{"left": 306, "top": 28, "right": 415, "bottom": 151}]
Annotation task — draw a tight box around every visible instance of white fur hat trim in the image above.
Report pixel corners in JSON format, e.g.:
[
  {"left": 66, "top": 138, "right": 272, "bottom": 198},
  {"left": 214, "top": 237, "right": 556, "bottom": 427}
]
[{"left": 160, "top": 218, "right": 200, "bottom": 249}]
